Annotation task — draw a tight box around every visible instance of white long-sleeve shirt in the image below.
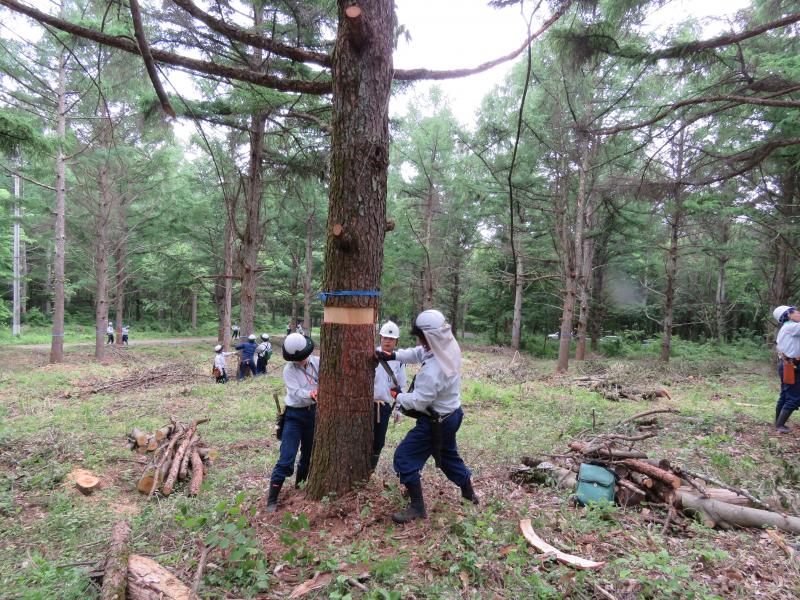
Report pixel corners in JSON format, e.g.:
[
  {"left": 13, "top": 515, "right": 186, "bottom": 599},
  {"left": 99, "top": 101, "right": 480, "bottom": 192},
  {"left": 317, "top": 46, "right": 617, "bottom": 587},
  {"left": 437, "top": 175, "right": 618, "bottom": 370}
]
[
  {"left": 777, "top": 321, "right": 800, "bottom": 359},
  {"left": 374, "top": 346, "right": 407, "bottom": 402},
  {"left": 214, "top": 352, "right": 236, "bottom": 371},
  {"left": 283, "top": 356, "right": 320, "bottom": 408},
  {"left": 256, "top": 341, "right": 272, "bottom": 357},
  {"left": 394, "top": 346, "right": 461, "bottom": 415}
]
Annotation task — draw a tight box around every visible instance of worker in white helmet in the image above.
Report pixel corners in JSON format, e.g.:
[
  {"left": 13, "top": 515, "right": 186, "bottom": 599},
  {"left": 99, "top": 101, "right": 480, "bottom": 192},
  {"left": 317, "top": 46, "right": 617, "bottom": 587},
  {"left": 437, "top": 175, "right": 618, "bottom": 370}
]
[
  {"left": 266, "top": 333, "right": 318, "bottom": 513},
  {"left": 376, "top": 309, "right": 477, "bottom": 524},
  {"left": 372, "top": 320, "right": 407, "bottom": 471},
  {"left": 235, "top": 334, "right": 259, "bottom": 379},
  {"left": 773, "top": 305, "right": 800, "bottom": 432},
  {"left": 212, "top": 344, "right": 237, "bottom": 383},
  {"left": 255, "top": 333, "right": 272, "bottom": 375}
]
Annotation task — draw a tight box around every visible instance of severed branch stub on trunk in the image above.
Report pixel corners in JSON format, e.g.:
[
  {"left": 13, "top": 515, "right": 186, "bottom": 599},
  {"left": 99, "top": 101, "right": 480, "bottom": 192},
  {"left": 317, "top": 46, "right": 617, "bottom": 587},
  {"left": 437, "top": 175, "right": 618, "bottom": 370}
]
[{"left": 129, "top": 418, "right": 213, "bottom": 498}]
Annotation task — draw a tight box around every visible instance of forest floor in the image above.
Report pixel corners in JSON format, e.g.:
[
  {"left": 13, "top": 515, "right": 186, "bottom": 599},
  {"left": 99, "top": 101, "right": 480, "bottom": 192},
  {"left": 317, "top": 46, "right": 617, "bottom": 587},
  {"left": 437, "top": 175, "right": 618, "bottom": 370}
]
[{"left": 1, "top": 339, "right": 799, "bottom": 599}]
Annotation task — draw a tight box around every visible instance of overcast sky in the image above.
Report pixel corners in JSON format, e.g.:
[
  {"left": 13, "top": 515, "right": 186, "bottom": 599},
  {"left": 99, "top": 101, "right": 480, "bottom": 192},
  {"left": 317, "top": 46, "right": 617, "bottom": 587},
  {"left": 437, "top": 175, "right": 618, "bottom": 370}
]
[{"left": 392, "top": 0, "right": 753, "bottom": 125}]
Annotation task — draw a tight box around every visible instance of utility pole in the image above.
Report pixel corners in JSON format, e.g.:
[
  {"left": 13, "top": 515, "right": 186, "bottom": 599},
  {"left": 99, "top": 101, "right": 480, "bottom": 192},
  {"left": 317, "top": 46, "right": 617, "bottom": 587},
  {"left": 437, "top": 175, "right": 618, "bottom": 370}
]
[{"left": 12, "top": 174, "right": 21, "bottom": 337}]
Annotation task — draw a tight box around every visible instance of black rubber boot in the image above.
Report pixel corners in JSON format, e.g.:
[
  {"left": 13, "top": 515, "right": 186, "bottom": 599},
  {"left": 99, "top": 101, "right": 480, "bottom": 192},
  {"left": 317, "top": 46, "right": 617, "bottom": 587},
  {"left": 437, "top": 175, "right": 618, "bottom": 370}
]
[
  {"left": 265, "top": 482, "right": 282, "bottom": 513},
  {"left": 776, "top": 404, "right": 782, "bottom": 425},
  {"left": 776, "top": 409, "right": 792, "bottom": 433},
  {"left": 392, "top": 481, "right": 426, "bottom": 524},
  {"left": 370, "top": 453, "right": 380, "bottom": 471},
  {"left": 460, "top": 480, "right": 479, "bottom": 505}
]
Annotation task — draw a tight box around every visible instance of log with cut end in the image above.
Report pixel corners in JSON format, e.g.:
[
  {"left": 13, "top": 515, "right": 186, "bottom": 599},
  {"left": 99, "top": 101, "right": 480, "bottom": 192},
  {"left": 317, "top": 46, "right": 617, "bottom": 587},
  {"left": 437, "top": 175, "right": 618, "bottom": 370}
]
[
  {"left": 131, "top": 427, "right": 148, "bottom": 448},
  {"left": 676, "top": 490, "right": 800, "bottom": 534},
  {"left": 188, "top": 450, "right": 203, "bottom": 497},
  {"left": 622, "top": 459, "right": 682, "bottom": 489},
  {"left": 519, "top": 519, "right": 605, "bottom": 570},
  {"left": 100, "top": 520, "right": 131, "bottom": 600},
  {"left": 163, "top": 428, "right": 201, "bottom": 495},
  {"left": 127, "top": 554, "right": 191, "bottom": 600},
  {"left": 569, "top": 441, "right": 648, "bottom": 459},
  {"left": 76, "top": 473, "right": 101, "bottom": 495}
]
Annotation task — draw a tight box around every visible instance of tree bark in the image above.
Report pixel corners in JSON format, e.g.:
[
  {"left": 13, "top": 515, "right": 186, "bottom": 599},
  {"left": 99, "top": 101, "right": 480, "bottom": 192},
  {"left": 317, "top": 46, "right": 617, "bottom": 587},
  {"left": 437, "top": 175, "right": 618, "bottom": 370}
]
[
  {"left": 12, "top": 174, "right": 21, "bottom": 336},
  {"left": 307, "top": 0, "right": 393, "bottom": 499},
  {"left": 575, "top": 193, "right": 598, "bottom": 360},
  {"left": 113, "top": 202, "right": 127, "bottom": 345},
  {"left": 50, "top": 47, "right": 67, "bottom": 364},
  {"left": 303, "top": 215, "right": 314, "bottom": 332},
  {"left": 238, "top": 112, "right": 267, "bottom": 338},
  {"left": 511, "top": 253, "right": 523, "bottom": 351},
  {"left": 94, "top": 161, "right": 113, "bottom": 361},
  {"left": 190, "top": 292, "right": 197, "bottom": 329},
  {"left": 100, "top": 520, "right": 131, "bottom": 600},
  {"left": 714, "top": 219, "right": 729, "bottom": 343},
  {"left": 221, "top": 206, "right": 234, "bottom": 349},
  {"left": 290, "top": 248, "right": 299, "bottom": 328},
  {"left": 420, "top": 182, "right": 436, "bottom": 310},
  {"left": 661, "top": 129, "right": 686, "bottom": 363}
]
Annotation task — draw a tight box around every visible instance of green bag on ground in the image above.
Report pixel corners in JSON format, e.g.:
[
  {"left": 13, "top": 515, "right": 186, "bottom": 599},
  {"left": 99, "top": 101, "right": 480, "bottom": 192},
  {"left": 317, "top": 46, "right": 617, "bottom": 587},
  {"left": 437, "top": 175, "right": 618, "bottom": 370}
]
[{"left": 575, "top": 463, "right": 616, "bottom": 506}]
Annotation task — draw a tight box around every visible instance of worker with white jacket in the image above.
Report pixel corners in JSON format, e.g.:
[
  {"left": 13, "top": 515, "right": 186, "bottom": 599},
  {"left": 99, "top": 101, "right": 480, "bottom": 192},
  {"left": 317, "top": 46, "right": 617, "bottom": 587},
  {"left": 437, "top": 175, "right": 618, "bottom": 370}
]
[
  {"left": 774, "top": 305, "right": 800, "bottom": 432},
  {"left": 372, "top": 320, "right": 407, "bottom": 471},
  {"left": 266, "top": 333, "right": 318, "bottom": 513},
  {"left": 377, "top": 309, "right": 477, "bottom": 524}
]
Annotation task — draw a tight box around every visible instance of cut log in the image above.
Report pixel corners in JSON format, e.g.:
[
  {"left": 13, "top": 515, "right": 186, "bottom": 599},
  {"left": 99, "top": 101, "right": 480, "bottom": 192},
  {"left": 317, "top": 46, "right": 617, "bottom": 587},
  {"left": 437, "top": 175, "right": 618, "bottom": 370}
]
[
  {"left": 154, "top": 425, "right": 172, "bottom": 442},
  {"left": 630, "top": 472, "right": 654, "bottom": 489},
  {"left": 76, "top": 473, "right": 101, "bottom": 495},
  {"left": 519, "top": 519, "right": 605, "bottom": 570},
  {"left": 132, "top": 427, "right": 148, "bottom": 448},
  {"left": 146, "top": 435, "right": 158, "bottom": 452},
  {"left": 676, "top": 490, "right": 800, "bottom": 534},
  {"left": 163, "top": 430, "right": 199, "bottom": 496},
  {"left": 677, "top": 486, "right": 752, "bottom": 507},
  {"left": 188, "top": 450, "right": 203, "bottom": 497},
  {"left": 178, "top": 442, "right": 193, "bottom": 481},
  {"left": 569, "top": 441, "right": 648, "bottom": 459},
  {"left": 622, "top": 459, "right": 681, "bottom": 489},
  {"left": 100, "top": 520, "right": 131, "bottom": 600},
  {"left": 127, "top": 554, "right": 191, "bottom": 600}
]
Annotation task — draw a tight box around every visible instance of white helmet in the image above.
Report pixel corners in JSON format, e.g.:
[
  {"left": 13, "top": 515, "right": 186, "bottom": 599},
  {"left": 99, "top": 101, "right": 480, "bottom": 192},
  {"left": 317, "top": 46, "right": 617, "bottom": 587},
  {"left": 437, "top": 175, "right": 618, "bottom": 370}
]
[
  {"left": 247, "top": 334, "right": 257, "bottom": 341},
  {"left": 261, "top": 333, "right": 270, "bottom": 341},
  {"left": 214, "top": 344, "right": 223, "bottom": 352},
  {"left": 379, "top": 320, "right": 400, "bottom": 339},
  {"left": 283, "top": 333, "right": 314, "bottom": 361},
  {"left": 773, "top": 305, "right": 795, "bottom": 323},
  {"left": 414, "top": 309, "right": 446, "bottom": 332}
]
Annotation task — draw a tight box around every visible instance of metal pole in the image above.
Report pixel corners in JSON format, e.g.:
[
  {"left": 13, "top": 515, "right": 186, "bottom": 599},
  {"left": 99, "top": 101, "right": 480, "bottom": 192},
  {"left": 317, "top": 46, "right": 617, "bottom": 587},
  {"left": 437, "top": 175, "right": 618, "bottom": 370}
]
[{"left": 12, "top": 174, "right": 21, "bottom": 337}]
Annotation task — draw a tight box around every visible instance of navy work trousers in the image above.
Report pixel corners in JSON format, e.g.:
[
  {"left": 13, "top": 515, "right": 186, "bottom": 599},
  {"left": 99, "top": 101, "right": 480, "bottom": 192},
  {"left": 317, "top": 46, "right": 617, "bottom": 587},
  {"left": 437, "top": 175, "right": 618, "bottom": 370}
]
[
  {"left": 777, "top": 359, "right": 800, "bottom": 413},
  {"left": 270, "top": 405, "right": 316, "bottom": 485},
  {"left": 393, "top": 407, "right": 471, "bottom": 487},
  {"left": 238, "top": 359, "right": 257, "bottom": 380}
]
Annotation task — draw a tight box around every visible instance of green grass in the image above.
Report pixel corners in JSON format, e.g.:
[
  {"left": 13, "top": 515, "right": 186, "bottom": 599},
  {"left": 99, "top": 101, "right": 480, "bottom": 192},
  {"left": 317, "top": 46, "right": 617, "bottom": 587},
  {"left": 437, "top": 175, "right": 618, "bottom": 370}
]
[{"left": 0, "top": 341, "right": 796, "bottom": 599}]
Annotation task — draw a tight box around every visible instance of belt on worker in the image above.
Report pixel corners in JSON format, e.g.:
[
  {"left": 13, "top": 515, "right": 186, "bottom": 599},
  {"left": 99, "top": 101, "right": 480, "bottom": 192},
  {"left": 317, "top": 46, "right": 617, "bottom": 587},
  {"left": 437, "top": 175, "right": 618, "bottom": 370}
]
[{"left": 286, "top": 404, "right": 316, "bottom": 411}]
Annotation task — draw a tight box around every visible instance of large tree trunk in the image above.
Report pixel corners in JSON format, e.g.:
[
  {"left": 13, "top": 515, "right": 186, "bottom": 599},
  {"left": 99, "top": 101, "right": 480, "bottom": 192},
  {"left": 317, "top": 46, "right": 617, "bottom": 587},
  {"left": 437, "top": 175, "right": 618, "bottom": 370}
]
[
  {"left": 221, "top": 208, "right": 234, "bottom": 349},
  {"left": 12, "top": 174, "right": 21, "bottom": 336},
  {"left": 511, "top": 253, "right": 523, "bottom": 351},
  {"left": 714, "top": 218, "right": 729, "bottom": 343},
  {"left": 420, "top": 183, "right": 436, "bottom": 310},
  {"left": 238, "top": 112, "right": 267, "bottom": 338},
  {"left": 575, "top": 192, "right": 598, "bottom": 360},
  {"left": 303, "top": 215, "right": 313, "bottom": 332},
  {"left": 307, "top": 0, "right": 393, "bottom": 499},
  {"left": 114, "top": 203, "right": 127, "bottom": 345},
  {"left": 290, "top": 249, "right": 299, "bottom": 328},
  {"left": 661, "top": 130, "right": 686, "bottom": 363},
  {"left": 94, "top": 162, "right": 113, "bottom": 361},
  {"left": 50, "top": 48, "right": 67, "bottom": 364},
  {"left": 449, "top": 255, "right": 461, "bottom": 339},
  {"left": 190, "top": 292, "right": 197, "bottom": 329}
]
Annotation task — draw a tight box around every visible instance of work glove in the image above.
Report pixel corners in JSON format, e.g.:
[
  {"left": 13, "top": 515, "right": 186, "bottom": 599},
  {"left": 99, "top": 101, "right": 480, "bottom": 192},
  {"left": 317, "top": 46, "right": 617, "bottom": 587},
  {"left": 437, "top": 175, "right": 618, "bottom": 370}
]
[
  {"left": 375, "top": 350, "right": 397, "bottom": 362},
  {"left": 310, "top": 389, "right": 318, "bottom": 401},
  {"left": 389, "top": 386, "right": 401, "bottom": 399}
]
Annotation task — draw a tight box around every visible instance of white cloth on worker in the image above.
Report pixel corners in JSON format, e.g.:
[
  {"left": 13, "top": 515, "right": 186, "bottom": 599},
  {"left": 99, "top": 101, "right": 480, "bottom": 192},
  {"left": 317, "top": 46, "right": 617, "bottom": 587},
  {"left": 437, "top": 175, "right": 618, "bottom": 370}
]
[
  {"left": 256, "top": 341, "right": 272, "bottom": 357},
  {"left": 122, "top": 326, "right": 129, "bottom": 335},
  {"left": 395, "top": 346, "right": 461, "bottom": 415},
  {"left": 777, "top": 321, "right": 800, "bottom": 358},
  {"left": 422, "top": 323, "right": 461, "bottom": 377},
  {"left": 214, "top": 351, "right": 236, "bottom": 371},
  {"left": 283, "top": 356, "right": 319, "bottom": 408},
  {"left": 106, "top": 325, "right": 114, "bottom": 334},
  {"left": 374, "top": 346, "right": 407, "bottom": 402}
]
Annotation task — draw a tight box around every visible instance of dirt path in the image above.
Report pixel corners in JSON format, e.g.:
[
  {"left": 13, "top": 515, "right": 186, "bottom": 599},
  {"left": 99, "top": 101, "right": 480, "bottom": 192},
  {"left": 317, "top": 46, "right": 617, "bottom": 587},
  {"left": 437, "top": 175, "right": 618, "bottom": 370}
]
[{"left": 7, "top": 336, "right": 217, "bottom": 351}]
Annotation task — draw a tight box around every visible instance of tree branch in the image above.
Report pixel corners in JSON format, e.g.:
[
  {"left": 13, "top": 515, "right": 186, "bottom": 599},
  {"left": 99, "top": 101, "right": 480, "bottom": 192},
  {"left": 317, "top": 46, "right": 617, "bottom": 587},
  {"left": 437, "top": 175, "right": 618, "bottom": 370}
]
[
  {"left": 129, "top": 0, "right": 175, "bottom": 117},
  {"left": 393, "top": 0, "right": 572, "bottom": 81}
]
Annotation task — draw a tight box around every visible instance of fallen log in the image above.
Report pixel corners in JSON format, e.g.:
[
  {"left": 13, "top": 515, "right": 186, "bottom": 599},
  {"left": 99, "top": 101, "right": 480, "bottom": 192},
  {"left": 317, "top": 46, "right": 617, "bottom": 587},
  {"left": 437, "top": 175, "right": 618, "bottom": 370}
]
[
  {"left": 100, "top": 520, "right": 131, "bottom": 600},
  {"left": 519, "top": 519, "right": 605, "bottom": 570},
  {"left": 128, "top": 554, "right": 191, "bottom": 600},
  {"left": 188, "top": 450, "right": 203, "bottom": 497},
  {"left": 621, "top": 459, "right": 681, "bottom": 489},
  {"left": 162, "top": 430, "right": 199, "bottom": 496},
  {"left": 676, "top": 490, "right": 800, "bottom": 534},
  {"left": 569, "top": 442, "right": 648, "bottom": 460}
]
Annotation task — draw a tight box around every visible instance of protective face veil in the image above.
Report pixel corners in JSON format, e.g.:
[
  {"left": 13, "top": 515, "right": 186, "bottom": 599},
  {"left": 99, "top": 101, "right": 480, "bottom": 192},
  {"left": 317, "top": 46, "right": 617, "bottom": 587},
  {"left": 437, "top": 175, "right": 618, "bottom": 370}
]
[{"left": 282, "top": 333, "right": 315, "bottom": 362}]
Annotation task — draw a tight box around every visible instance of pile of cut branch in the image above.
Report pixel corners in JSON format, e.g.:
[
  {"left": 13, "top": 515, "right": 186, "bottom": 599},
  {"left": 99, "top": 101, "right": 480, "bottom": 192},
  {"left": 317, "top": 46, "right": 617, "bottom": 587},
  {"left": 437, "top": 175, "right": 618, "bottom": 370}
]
[
  {"left": 84, "top": 364, "right": 201, "bottom": 395},
  {"left": 572, "top": 374, "right": 671, "bottom": 402},
  {"left": 128, "top": 418, "right": 214, "bottom": 497},
  {"left": 512, "top": 408, "right": 800, "bottom": 534}
]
